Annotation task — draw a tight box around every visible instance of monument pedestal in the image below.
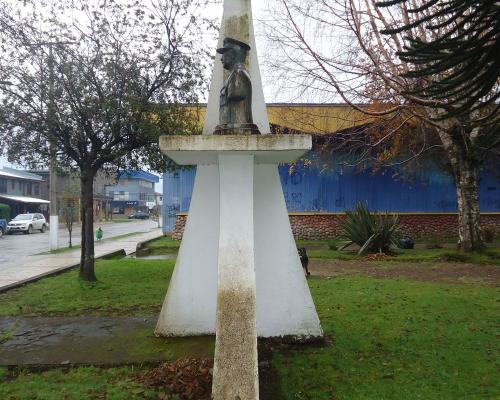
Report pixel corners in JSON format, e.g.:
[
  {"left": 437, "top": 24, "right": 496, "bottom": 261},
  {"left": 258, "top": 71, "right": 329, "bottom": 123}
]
[
  {"left": 213, "top": 154, "right": 258, "bottom": 399},
  {"left": 158, "top": 135, "right": 323, "bottom": 399}
]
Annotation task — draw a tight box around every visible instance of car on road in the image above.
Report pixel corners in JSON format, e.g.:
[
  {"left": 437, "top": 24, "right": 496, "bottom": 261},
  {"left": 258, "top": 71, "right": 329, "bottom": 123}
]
[
  {"left": 0, "top": 219, "right": 6, "bottom": 238},
  {"left": 6, "top": 213, "right": 48, "bottom": 235},
  {"left": 128, "top": 211, "right": 150, "bottom": 220}
]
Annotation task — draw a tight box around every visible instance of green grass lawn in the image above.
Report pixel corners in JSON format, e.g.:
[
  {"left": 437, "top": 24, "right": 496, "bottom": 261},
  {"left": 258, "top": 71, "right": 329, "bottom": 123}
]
[
  {"left": 0, "top": 251, "right": 498, "bottom": 398},
  {"left": 0, "top": 259, "right": 173, "bottom": 316},
  {"left": 274, "top": 276, "right": 499, "bottom": 399},
  {"left": 387, "top": 247, "right": 500, "bottom": 264},
  {"left": 0, "top": 366, "right": 159, "bottom": 400},
  {"left": 140, "top": 235, "right": 181, "bottom": 255},
  {"left": 307, "top": 246, "right": 500, "bottom": 265}
]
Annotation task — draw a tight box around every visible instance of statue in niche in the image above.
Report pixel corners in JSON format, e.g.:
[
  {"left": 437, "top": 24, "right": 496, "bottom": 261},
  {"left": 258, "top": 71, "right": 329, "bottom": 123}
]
[{"left": 214, "top": 37, "right": 260, "bottom": 135}]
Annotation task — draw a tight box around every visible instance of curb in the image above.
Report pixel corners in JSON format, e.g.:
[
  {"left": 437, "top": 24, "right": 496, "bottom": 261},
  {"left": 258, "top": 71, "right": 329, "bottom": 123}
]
[{"left": 135, "top": 235, "right": 165, "bottom": 253}]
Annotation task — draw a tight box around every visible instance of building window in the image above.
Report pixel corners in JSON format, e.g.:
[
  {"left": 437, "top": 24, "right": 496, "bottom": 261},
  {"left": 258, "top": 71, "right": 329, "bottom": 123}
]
[
  {"left": 34, "top": 184, "right": 39, "bottom": 196},
  {"left": 26, "top": 182, "right": 32, "bottom": 195},
  {"left": 115, "top": 191, "right": 129, "bottom": 201},
  {"left": 11, "top": 180, "right": 15, "bottom": 189},
  {"left": 0, "top": 179, "right": 6, "bottom": 193},
  {"left": 139, "top": 180, "right": 153, "bottom": 188}
]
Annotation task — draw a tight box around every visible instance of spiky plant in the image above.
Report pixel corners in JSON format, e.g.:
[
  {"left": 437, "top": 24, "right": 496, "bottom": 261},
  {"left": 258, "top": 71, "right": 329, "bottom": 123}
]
[{"left": 341, "top": 202, "right": 399, "bottom": 255}]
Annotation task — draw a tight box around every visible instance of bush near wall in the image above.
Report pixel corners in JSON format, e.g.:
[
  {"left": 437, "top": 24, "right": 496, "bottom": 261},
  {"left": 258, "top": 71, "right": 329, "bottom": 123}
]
[
  {"left": 0, "top": 203, "right": 11, "bottom": 220},
  {"left": 172, "top": 212, "right": 500, "bottom": 242}
]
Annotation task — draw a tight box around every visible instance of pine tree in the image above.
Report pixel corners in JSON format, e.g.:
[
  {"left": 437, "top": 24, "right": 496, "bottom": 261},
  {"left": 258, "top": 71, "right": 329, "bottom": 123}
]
[{"left": 377, "top": 0, "right": 500, "bottom": 122}]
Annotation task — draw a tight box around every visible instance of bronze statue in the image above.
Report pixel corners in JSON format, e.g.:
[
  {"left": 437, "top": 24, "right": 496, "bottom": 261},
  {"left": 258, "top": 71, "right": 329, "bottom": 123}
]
[{"left": 214, "top": 37, "right": 260, "bottom": 135}]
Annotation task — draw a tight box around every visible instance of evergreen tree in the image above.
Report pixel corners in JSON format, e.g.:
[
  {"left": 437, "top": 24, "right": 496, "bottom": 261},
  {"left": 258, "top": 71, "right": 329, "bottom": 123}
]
[{"left": 377, "top": 0, "right": 500, "bottom": 122}]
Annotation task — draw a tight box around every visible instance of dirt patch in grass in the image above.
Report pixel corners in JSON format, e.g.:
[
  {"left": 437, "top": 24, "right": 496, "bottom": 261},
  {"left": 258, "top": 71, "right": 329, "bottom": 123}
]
[{"left": 310, "top": 259, "right": 500, "bottom": 286}]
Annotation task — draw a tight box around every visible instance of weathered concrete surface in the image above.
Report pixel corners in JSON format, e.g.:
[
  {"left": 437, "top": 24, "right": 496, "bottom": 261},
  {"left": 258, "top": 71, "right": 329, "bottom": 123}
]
[
  {"left": 49, "top": 215, "right": 59, "bottom": 251},
  {"left": 212, "top": 154, "right": 258, "bottom": 400},
  {"left": 254, "top": 164, "right": 323, "bottom": 337},
  {"left": 155, "top": 165, "right": 220, "bottom": 337},
  {"left": 160, "top": 134, "right": 312, "bottom": 165},
  {"left": 213, "top": 288, "right": 258, "bottom": 399},
  {"left": 0, "top": 317, "right": 214, "bottom": 366}
]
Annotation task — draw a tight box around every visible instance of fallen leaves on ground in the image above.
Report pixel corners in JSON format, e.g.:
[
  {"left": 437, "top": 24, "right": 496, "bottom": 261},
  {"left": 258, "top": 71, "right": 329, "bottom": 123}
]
[
  {"left": 365, "top": 252, "right": 386, "bottom": 261},
  {"left": 137, "top": 358, "right": 213, "bottom": 400}
]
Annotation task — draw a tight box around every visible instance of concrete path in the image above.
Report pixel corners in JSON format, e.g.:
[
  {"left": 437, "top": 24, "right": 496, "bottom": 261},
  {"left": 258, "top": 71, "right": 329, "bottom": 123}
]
[
  {"left": 0, "top": 316, "right": 214, "bottom": 366},
  {"left": 0, "top": 219, "right": 159, "bottom": 266},
  {"left": 0, "top": 228, "right": 162, "bottom": 292}
]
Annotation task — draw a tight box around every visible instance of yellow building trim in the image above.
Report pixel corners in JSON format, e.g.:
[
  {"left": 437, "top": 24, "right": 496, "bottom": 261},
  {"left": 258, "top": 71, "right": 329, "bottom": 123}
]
[{"left": 184, "top": 103, "right": 373, "bottom": 134}]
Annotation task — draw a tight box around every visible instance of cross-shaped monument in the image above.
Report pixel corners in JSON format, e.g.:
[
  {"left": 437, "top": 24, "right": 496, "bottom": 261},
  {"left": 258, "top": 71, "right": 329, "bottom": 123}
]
[{"left": 157, "top": 1, "right": 323, "bottom": 398}]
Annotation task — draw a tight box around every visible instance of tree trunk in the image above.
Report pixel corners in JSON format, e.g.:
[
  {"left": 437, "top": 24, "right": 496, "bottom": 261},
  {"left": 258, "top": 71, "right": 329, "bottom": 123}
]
[
  {"left": 79, "top": 173, "right": 97, "bottom": 281},
  {"left": 69, "top": 222, "right": 72, "bottom": 248},
  {"left": 439, "top": 129, "right": 484, "bottom": 252}
]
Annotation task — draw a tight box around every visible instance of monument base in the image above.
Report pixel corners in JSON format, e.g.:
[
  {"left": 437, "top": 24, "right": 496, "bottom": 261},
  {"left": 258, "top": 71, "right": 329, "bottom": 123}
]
[
  {"left": 49, "top": 215, "right": 59, "bottom": 251},
  {"left": 213, "top": 123, "right": 261, "bottom": 135},
  {"left": 212, "top": 154, "right": 259, "bottom": 399},
  {"left": 156, "top": 135, "right": 323, "bottom": 339}
]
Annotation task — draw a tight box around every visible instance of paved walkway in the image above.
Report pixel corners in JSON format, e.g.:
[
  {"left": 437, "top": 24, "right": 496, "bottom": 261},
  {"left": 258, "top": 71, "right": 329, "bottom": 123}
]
[
  {"left": 0, "top": 229, "right": 162, "bottom": 292},
  {"left": 0, "top": 219, "right": 158, "bottom": 267}
]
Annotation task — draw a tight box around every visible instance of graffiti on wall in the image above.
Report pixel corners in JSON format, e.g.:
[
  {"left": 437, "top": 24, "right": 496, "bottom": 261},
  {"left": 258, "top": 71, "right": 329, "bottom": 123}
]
[{"left": 162, "top": 163, "right": 500, "bottom": 228}]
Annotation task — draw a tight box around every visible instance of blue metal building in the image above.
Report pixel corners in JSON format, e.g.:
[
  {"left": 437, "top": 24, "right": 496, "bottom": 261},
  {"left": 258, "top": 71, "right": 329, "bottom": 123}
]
[
  {"left": 162, "top": 157, "right": 500, "bottom": 232},
  {"left": 105, "top": 170, "right": 160, "bottom": 215}
]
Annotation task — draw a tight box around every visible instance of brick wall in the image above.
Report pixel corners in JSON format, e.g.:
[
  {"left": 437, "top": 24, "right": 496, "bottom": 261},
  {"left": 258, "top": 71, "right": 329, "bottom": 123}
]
[
  {"left": 172, "top": 214, "right": 188, "bottom": 240},
  {"left": 172, "top": 212, "right": 500, "bottom": 241}
]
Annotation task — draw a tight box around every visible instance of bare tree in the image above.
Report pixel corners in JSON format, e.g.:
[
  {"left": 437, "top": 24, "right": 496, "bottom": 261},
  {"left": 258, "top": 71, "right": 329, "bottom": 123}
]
[
  {"left": 262, "top": 0, "right": 499, "bottom": 251},
  {"left": 60, "top": 181, "right": 80, "bottom": 249},
  {"left": 0, "top": 0, "right": 212, "bottom": 280}
]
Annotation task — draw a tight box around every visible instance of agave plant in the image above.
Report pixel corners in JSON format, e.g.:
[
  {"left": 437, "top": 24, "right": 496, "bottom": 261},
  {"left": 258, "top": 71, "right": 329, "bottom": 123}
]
[{"left": 341, "top": 202, "right": 399, "bottom": 255}]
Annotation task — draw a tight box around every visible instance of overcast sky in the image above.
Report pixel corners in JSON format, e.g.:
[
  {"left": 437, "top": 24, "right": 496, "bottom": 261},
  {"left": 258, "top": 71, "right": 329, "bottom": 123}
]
[{"left": 0, "top": 0, "right": 276, "bottom": 188}]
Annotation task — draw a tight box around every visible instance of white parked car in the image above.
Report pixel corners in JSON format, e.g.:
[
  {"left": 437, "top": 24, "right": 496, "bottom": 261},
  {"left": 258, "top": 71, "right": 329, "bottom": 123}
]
[{"left": 6, "top": 213, "right": 48, "bottom": 235}]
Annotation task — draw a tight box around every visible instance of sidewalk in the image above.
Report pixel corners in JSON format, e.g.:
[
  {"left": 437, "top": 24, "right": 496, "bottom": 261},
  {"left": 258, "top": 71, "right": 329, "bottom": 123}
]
[{"left": 0, "top": 229, "right": 162, "bottom": 292}]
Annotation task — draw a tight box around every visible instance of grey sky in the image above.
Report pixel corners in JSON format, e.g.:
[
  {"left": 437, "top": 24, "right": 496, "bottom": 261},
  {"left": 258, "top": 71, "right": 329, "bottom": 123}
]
[{"left": 0, "top": 0, "right": 276, "bottom": 187}]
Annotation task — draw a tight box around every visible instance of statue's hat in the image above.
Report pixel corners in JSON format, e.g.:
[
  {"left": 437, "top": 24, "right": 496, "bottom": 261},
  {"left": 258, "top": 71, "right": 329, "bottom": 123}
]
[{"left": 217, "top": 37, "right": 251, "bottom": 54}]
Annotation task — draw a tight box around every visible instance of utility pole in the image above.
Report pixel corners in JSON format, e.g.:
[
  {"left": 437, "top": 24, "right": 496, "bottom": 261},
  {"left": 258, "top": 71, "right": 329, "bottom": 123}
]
[
  {"left": 47, "top": 45, "right": 58, "bottom": 250},
  {"left": 155, "top": 193, "right": 161, "bottom": 229},
  {"left": 26, "top": 40, "right": 76, "bottom": 250}
]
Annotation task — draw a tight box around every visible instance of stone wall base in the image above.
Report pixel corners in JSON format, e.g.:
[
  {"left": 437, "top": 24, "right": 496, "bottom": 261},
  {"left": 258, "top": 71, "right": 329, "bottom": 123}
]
[{"left": 172, "top": 213, "right": 500, "bottom": 241}]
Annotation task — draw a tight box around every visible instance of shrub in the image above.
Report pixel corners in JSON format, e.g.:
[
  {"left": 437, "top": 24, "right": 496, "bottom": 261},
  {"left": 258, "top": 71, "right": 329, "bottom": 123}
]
[
  {"left": 0, "top": 203, "right": 11, "bottom": 220},
  {"left": 341, "top": 201, "right": 399, "bottom": 255},
  {"left": 327, "top": 241, "right": 338, "bottom": 251},
  {"left": 439, "top": 252, "right": 470, "bottom": 263},
  {"left": 483, "top": 228, "right": 495, "bottom": 243},
  {"left": 425, "top": 232, "right": 445, "bottom": 249}
]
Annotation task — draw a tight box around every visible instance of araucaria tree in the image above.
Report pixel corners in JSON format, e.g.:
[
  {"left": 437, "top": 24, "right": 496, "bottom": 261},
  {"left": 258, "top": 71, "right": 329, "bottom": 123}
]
[
  {"left": 0, "top": 0, "right": 211, "bottom": 280},
  {"left": 263, "top": 0, "right": 499, "bottom": 251}
]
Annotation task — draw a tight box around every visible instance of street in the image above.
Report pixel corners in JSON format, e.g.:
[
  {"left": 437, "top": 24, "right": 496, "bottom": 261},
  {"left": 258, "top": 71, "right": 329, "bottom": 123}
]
[{"left": 0, "top": 219, "right": 159, "bottom": 269}]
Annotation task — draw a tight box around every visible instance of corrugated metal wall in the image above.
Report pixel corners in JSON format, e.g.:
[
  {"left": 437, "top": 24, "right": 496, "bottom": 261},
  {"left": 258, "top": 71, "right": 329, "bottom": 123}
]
[
  {"left": 163, "top": 168, "right": 197, "bottom": 231},
  {"left": 162, "top": 160, "right": 500, "bottom": 232}
]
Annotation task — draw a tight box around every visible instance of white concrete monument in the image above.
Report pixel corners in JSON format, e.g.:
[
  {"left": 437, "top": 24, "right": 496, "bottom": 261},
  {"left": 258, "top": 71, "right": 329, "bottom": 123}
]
[{"left": 156, "top": 0, "right": 322, "bottom": 398}]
